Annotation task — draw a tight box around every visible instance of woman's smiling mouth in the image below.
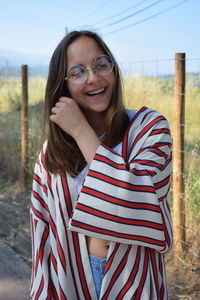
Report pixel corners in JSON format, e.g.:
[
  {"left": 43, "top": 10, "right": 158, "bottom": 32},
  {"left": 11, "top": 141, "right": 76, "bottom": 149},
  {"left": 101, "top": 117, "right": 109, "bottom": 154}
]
[{"left": 86, "top": 87, "right": 106, "bottom": 96}]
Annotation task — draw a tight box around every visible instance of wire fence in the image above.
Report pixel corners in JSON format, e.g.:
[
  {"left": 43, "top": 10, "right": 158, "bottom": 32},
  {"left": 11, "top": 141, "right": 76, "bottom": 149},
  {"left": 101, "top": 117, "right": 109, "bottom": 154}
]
[
  {"left": 123, "top": 55, "right": 200, "bottom": 268},
  {"left": 0, "top": 55, "right": 200, "bottom": 270}
]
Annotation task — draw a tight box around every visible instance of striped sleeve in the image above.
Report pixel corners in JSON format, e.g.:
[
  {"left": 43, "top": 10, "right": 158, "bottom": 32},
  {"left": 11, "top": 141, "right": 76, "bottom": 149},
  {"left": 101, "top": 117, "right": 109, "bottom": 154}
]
[
  {"left": 68, "top": 108, "right": 173, "bottom": 253},
  {"left": 30, "top": 150, "right": 51, "bottom": 300}
]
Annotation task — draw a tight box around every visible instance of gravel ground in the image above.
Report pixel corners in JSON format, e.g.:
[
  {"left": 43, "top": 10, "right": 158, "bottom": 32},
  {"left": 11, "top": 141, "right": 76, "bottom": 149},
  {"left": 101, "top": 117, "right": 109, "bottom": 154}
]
[{"left": 0, "top": 239, "right": 31, "bottom": 300}]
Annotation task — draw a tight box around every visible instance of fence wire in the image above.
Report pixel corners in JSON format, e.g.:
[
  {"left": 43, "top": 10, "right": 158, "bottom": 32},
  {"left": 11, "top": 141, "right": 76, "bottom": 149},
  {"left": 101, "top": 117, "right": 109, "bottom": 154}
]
[{"left": 123, "top": 55, "right": 200, "bottom": 258}]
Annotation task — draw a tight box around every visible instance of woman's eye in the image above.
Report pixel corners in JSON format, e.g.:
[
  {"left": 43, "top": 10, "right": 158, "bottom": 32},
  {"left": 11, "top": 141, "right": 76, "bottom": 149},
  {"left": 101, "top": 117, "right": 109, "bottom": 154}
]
[
  {"left": 94, "top": 57, "right": 112, "bottom": 72},
  {"left": 95, "top": 62, "right": 111, "bottom": 72},
  {"left": 69, "top": 67, "right": 85, "bottom": 78},
  {"left": 98, "top": 63, "right": 108, "bottom": 69}
]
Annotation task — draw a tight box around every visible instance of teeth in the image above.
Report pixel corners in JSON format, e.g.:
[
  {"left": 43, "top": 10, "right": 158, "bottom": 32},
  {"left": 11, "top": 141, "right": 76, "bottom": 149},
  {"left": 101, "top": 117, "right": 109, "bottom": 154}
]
[{"left": 87, "top": 88, "right": 105, "bottom": 95}]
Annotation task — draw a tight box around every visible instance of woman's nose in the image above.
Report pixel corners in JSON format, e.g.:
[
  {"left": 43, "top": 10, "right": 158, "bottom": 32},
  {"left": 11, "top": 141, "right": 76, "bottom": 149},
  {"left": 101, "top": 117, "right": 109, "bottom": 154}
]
[{"left": 86, "top": 68, "right": 99, "bottom": 83}]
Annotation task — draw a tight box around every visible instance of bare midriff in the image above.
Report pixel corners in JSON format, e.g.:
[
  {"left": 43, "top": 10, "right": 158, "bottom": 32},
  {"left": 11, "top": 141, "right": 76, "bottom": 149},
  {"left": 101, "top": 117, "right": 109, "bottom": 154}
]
[{"left": 86, "top": 236, "right": 110, "bottom": 258}]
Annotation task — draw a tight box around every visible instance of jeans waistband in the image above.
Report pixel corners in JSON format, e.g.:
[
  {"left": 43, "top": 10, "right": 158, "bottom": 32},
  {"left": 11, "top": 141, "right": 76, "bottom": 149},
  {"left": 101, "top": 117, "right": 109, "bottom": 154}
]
[{"left": 89, "top": 254, "right": 107, "bottom": 271}]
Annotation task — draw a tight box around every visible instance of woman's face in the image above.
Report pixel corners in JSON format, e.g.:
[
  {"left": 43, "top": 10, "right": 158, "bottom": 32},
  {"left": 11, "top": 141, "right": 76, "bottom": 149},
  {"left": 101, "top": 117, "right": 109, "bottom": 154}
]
[{"left": 66, "top": 36, "right": 115, "bottom": 118}]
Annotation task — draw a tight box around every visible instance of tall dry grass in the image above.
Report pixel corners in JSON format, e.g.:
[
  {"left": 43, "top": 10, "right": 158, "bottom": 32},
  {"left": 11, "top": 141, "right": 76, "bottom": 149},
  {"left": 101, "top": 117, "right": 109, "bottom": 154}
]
[
  {"left": 123, "top": 75, "right": 200, "bottom": 147},
  {"left": 0, "top": 77, "right": 46, "bottom": 182},
  {"left": 124, "top": 73, "right": 200, "bottom": 207},
  {"left": 0, "top": 75, "right": 199, "bottom": 203}
]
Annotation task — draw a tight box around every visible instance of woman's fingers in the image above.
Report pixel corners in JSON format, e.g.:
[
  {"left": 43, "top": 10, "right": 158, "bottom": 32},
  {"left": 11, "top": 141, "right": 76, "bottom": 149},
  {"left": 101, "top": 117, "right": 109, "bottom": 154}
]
[
  {"left": 49, "top": 96, "right": 88, "bottom": 138},
  {"left": 51, "top": 107, "right": 59, "bottom": 114},
  {"left": 59, "top": 96, "right": 70, "bottom": 103}
]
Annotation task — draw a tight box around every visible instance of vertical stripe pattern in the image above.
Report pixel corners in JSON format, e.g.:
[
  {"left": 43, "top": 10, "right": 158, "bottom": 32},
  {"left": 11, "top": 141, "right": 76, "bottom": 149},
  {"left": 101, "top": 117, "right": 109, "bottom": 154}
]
[{"left": 30, "top": 107, "right": 173, "bottom": 299}]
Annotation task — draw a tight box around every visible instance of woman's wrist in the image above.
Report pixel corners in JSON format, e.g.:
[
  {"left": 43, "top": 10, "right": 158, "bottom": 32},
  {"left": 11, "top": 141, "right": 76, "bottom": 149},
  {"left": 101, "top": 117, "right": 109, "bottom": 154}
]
[{"left": 74, "top": 123, "right": 101, "bottom": 165}]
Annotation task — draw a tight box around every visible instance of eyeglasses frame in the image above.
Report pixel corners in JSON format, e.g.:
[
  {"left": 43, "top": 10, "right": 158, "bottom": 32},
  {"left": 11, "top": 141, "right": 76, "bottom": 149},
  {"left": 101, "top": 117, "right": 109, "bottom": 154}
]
[{"left": 64, "top": 54, "right": 114, "bottom": 84}]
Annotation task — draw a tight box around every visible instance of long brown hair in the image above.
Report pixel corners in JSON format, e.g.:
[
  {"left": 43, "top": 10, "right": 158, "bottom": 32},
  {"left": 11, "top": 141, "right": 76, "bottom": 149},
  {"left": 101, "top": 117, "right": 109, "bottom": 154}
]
[{"left": 44, "top": 30, "right": 130, "bottom": 177}]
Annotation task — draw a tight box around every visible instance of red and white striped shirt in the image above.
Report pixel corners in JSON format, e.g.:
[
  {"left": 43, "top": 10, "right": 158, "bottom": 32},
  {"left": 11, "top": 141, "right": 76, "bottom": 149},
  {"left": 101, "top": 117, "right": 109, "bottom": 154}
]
[{"left": 30, "top": 106, "right": 173, "bottom": 299}]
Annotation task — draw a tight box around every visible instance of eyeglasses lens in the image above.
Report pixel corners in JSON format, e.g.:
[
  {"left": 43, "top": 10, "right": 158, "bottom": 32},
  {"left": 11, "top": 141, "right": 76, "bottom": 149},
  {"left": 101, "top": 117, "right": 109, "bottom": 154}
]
[
  {"left": 66, "top": 55, "right": 113, "bottom": 84},
  {"left": 67, "top": 66, "right": 86, "bottom": 85},
  {"left": 93, "top": 56, "right": 113, "bottom": 74}
]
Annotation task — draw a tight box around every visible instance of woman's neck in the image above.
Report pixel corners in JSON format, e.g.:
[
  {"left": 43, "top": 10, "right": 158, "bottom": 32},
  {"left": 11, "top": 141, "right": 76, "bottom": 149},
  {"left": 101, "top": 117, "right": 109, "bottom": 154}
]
[{"left": 83, "top": 111, "right": 106, "bottom": 137}]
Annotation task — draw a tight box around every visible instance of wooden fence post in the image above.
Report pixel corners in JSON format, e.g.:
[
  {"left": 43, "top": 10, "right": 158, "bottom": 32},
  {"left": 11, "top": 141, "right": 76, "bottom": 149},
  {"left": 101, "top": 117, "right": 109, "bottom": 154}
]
[
  {"left": 20, "top": 64, "right": 28, "bottom": 188},
  {"left": 173, "top": 53, "right": 186, "bottom": 254}
]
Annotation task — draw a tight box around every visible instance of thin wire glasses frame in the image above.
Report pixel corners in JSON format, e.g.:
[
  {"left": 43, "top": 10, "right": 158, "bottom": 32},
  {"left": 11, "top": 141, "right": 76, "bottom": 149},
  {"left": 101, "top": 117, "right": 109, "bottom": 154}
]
[{"left": 64, "top": 55, "right": 114, "bottom": 85}]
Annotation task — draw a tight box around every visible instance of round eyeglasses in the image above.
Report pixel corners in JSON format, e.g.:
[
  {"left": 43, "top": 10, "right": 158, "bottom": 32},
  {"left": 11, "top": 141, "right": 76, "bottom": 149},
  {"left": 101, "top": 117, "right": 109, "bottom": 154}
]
[{"left": 65, "top": 55, "right": 114, "bottom": 85}]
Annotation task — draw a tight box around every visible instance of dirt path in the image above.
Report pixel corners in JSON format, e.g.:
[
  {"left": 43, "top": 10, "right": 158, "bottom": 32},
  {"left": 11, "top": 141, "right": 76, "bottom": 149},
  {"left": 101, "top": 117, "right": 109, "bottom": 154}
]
[{"left": 0, "top": 239, "right": 31, "bottom": 300}]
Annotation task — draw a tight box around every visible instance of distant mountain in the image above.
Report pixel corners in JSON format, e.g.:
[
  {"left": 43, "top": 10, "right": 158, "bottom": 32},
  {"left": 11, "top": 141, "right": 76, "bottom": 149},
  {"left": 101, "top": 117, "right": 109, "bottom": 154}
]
[
  {"left": 0, "top": 48, "right": 50, "bottom": 66},
  {"left": 0, "top": 48, "right": 50, "bottom": 77}
]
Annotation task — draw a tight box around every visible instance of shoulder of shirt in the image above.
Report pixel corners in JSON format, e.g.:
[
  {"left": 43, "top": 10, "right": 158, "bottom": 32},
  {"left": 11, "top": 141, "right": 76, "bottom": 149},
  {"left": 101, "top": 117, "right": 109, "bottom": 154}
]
[
  {"left": 126, "top": 107, "right": 169, "bottom": 134},
  {"left": 40, "top": 140, "right": 48, "bottom": 156},
  {"left": 126, "top": 109, "right": 137, "bottom": 119},
  {"left": 126, "top": 107, "right": 166, "bottom": 120},
  {"left": 34, "top": 140, "right": 48, "bottom": 169}
]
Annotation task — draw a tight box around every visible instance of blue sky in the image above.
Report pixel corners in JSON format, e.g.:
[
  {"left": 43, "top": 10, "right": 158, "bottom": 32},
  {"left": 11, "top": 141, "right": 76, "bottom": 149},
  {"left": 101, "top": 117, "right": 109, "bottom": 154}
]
[{"left": 0, "top": 0, "right": 199, "bottom": 73}]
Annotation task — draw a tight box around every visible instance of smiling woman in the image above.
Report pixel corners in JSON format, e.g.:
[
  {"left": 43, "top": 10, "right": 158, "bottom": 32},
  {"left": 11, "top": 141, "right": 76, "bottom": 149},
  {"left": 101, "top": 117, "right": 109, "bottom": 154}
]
[
  {"left": 64, "top": 36, "right": 115, "bottom": 122},
  {"left": 44, "top": 30, "right": 128, "bottom": 177},
  {"left": 30, "top": 30, "right": 173, "bottom": 300}
]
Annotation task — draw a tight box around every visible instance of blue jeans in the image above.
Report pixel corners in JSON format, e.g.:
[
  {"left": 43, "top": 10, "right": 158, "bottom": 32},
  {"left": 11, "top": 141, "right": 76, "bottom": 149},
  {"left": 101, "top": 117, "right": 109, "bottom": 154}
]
[{"left": 89, "top": 255, "right": 107, "bottom": 298}]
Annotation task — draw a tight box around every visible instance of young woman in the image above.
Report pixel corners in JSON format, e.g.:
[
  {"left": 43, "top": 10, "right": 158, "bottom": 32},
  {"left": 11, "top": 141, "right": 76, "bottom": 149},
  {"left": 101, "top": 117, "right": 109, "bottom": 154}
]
[{"left": 30, "top": 30, "right": 173, "bottom": 300}]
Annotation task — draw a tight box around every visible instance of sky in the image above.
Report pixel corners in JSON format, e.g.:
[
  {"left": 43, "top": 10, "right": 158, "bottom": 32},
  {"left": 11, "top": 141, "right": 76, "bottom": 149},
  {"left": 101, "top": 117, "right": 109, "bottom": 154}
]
[{"left": 0, "top": 0, "right": 200, "bottom": 74}]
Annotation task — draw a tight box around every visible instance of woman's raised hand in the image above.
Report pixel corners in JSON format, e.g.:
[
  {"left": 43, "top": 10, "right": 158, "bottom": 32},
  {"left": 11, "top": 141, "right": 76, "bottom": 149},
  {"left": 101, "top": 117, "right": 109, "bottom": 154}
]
[
  {"left": 50, "top": 97, "right": 101, "bottom": 164},
  {"left": 50, "top": 97, "right": 88, "bottom": 139}
]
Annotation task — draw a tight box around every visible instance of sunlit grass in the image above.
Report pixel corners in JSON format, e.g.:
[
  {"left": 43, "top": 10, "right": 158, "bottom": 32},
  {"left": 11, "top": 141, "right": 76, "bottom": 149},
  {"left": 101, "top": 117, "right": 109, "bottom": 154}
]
[
  {"left": 0, "top": 77, "right": 46, "bottom": 183},
  {"left": 0, "top": 75, "right": 199, "bottom": 186},
  {"left": 0, "top": 77, "right": 46, "bottom": 112},
  {"left": 123, "top": 75, "right": 200, "bottom": 148}
]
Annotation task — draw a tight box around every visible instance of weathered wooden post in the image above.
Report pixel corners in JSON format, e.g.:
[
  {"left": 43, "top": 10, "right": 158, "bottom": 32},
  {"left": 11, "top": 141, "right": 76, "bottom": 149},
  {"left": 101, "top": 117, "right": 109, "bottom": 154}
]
[
  {"left": 20, "top": 64, "right": 28, "bottom": 188},
  {"left": 173, "top": 53, "right": 186, "bottom": 254}
]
